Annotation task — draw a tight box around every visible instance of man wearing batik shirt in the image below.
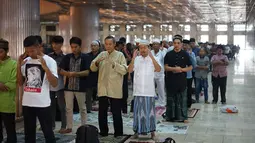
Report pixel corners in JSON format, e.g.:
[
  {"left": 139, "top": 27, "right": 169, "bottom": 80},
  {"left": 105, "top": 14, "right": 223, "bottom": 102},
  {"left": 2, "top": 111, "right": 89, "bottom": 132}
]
[
  {"left": 128, "top": 40, "right": 161, "bottom": 140},
  {"left": 48, "top": 36, "right": 66, "bottom": 133},
  {"left": 164, "top": 35, "right": 192, "bottom": 123},
  {"left": 17, "top": 36, "right": 58, "bottom": 143},
  {"left": 59, "top": 37, "right": 90, "bottom": 134}
]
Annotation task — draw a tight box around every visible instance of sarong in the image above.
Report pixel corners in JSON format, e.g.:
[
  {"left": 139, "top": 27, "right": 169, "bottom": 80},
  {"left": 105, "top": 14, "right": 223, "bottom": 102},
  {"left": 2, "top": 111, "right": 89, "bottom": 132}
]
[
  {"left": 165, "top": 89, "right": 188, "bottom": 121},
  {"left": 133, "top": 96, "right": 156, "bottom": 134}
]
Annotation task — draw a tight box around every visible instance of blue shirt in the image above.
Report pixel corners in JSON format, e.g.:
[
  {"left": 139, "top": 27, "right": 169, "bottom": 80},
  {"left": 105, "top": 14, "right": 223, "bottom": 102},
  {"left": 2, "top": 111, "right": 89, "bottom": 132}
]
[
  {"left": 192, "top": 47, "right": 200, "bottom": 56},
  {"left": 186, "top": 51, "right": 196, "bottom": 79}
]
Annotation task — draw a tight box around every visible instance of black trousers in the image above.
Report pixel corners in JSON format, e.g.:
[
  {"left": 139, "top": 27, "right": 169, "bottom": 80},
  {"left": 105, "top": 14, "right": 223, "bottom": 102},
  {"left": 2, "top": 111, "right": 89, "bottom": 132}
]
[
  {"left": 86, "top": 87, "right": 97, "bottom": 112},
  {"left": 50, "top": 90, "right": 66, "bottom": 129},
  {"left": 122, "top": 74, "right": 129, "bottom": 113},
  {"left": 98, "top": 97, "right": 123, "bottom": 136},
  {"left": 212, "top": 76, "right": 227, "bottom": 103},
  {"left": 0, "top": 113, "right": 16, "bottom": 143},
  {"left": 23, "top": 106, "right": 56, "bottom": 143},
  {"left": 187, "top": 78, "right": 193, "bottom": 108}
]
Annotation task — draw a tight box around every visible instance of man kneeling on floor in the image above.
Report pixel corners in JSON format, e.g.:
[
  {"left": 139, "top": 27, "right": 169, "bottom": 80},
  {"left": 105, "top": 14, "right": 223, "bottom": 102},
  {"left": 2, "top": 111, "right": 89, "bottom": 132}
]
[{"left": 128, "top": 40, "right": 161, "bottom": 140}]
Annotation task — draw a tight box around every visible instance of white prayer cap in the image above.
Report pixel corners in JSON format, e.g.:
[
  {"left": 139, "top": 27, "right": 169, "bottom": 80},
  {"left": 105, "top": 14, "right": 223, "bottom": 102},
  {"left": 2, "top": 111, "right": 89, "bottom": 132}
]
[
  {"left": 135, "top": 38, "right": 141, "bottom": 43},
  {"left": 91, "top": 40, "right": 99, "bottom": 45},
  {"left": 152, "top": 38, "right": 160, "bottom": 44},
  {"left": 162, "top": 38, "right": 168, "bottom": 42},
  {"left": 138, "top": 39, "right": 150, "bottom": 46}
]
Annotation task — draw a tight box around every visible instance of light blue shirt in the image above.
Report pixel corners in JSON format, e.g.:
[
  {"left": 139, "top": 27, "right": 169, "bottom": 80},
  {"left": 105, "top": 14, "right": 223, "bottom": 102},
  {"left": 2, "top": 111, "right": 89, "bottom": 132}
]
[{"left": 187, "top": 51, "right": 196, "bottom": 79}]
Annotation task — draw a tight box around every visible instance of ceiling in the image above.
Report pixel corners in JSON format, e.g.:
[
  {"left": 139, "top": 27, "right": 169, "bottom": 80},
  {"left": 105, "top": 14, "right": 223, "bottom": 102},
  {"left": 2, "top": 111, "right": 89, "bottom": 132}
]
[{"left": 40, "top": 0, "right": 248, "bottom": 24}]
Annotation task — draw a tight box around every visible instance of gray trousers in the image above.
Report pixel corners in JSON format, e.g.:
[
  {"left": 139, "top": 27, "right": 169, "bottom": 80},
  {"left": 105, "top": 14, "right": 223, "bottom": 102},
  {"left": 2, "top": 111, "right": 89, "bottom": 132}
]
[{"left": 50, "top": 90, "right": 67, "bottom": 129}]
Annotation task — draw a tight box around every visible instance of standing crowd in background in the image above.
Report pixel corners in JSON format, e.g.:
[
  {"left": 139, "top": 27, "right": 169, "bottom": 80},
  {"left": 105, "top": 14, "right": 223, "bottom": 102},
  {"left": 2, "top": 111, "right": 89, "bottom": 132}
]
[{"left": 0, "top": 33, "right": 235, "bottom": 142}]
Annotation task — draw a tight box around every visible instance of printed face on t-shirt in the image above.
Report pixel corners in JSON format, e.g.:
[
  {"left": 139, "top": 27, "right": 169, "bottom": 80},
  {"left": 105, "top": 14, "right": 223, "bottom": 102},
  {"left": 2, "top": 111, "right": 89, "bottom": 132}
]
[{"left": 24, "top": 64, "right": 45, "bottom": 93}]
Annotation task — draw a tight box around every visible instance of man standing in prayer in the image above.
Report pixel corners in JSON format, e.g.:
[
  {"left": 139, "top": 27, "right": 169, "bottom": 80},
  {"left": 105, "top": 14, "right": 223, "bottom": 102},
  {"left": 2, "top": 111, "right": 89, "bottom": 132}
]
[
  {"left": 128, "top": 40, "right": 161, "bottom": 140},
  {"left": 151, "top": 38, "right": 166, "bottom": 106},
  {"left": 90, "top": 36, "right": 127, "bottom": 137},
  {"left": 164, "top": 35, "right": 192, "bottom": 123},
  {"left": 0, "top": 39, "right": 17, "bottom": 143},
  {"left": 59, "top": 37, "right": 90, "bottom": 133},
  {"left": 86, "top": 40, "right": 101, "bottom": 113},
  {"left": 48, "top": 36, "right": 66, "bottom": 133}
]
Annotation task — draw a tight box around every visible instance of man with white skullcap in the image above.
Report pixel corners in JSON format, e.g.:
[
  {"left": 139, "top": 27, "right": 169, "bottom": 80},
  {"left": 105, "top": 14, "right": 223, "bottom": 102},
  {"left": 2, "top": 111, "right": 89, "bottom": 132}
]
[
  {"left": 128, "top": 39, "right": 161, "bottom": 140},
  {"left": 86, "top": 40, "right": 101, "bottom": 113},
  {"left": 151, "top": 38, "right": 166, "bottom": 106}
]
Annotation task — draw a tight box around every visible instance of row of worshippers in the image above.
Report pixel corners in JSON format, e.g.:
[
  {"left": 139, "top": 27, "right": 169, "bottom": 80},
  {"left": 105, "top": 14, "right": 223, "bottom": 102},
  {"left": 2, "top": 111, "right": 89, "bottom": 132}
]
[{"left": 0, "top": 34, "right": 229, "bottom": 142}]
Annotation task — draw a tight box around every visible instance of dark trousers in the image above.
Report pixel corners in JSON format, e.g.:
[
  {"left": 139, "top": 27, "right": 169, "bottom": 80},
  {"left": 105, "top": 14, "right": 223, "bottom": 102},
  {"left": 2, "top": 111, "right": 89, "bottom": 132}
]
[
  {"left": 98, "top": 97, "right": 123, "bottom": 136},
  {"left": 0, "top": 113, "right": 16, "bottom": 143},
  {"left": 122, "top": 74, "right": 129, "bottom": 113},
  {"left": 23, "top": 106, "right": 56, "bottom": 143},
  {"left": 50, "top": 90, "right": 66, "bottom": 129},
  {"left": 86, "top": 87, "right": 97, "bottom": 112},
  {"left": 212, "top": 76, "right": 227, "bottom": 103},
  {"left": 187, "top": 78, "right": 193, "bottom": 108}
]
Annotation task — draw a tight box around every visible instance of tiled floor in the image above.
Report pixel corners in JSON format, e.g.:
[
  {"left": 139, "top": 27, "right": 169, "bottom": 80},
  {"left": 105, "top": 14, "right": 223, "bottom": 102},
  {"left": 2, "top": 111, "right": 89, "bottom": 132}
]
[{"left": 52, "top": 50, "right": 255, "bottom": 143}]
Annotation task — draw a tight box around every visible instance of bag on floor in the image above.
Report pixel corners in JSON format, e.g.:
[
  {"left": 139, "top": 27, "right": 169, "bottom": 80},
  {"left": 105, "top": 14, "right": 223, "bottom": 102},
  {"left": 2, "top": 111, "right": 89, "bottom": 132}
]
[
  {"left": 220, "top": 105, "right": 238, "bottom": 113},
  {"left": 164, "top": 137, "right": 176, "bottom": 143},
  {"left": 75, "top": 124, "right": 100, "bottom": 143}
]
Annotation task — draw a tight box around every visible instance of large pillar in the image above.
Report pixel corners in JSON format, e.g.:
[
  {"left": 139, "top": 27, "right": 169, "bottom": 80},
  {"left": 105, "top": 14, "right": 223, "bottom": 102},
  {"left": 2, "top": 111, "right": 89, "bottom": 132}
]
[
  {"left": 0, "top": 0, "right": 40, "bottom": 119},
  {"left": 70, "top": 4, "right": 99, "bottom": 52},
  {"left": 0, "top": 0, "right": 40, "bottom": 59},
  {"left": 209, "top": 23, "right": 216, "bottom": 43},
  {"left": 228, "top": 24, "right": 234, "bottom": 44},
  {"left": 59, "top": 15, "right": 71, "bottom": 54},
  {"left": 190, "top": 23, "right": 197, "bottom": 40}
]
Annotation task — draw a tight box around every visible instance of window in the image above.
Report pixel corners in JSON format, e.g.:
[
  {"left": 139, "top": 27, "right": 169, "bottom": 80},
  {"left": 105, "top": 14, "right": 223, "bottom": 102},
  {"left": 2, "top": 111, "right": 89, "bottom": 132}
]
[
  {"left": 126, "top": 24, "right": 137, "bottom": 31},
  {"left": 109, "top": 25, "right": 120, "bottom": 32},
  {"left": 217, "top": 35, "right": 228, "bottom": 45},
  {"left": 169, "top": 35, "right": 173, "bottom": 41},
  {"left": 216, "top": 25, "right": 228, "bottom": 31},
  {"left": 143, "top": 24, "right": 153, "bottom": 31},
  {"left": 234, "top": 24, "right": 246, "bottom": 31},
  {"left": 200, "top": 35, "right": 209, "bottom": 43},
  {"left": 143, "top": 35, "right": 147, "bottom": 40},
  {"left": 184, "top": 25, "right": 190, "bottom": 31},
  {"left": 184, "top": 35, "right": 190, "bottom": 40},
  {"left": 160, "top": 24, "right": 172, "bottom": 31},
  {"left": 201, "top": 25, "right": 209, "bottom": 31}
]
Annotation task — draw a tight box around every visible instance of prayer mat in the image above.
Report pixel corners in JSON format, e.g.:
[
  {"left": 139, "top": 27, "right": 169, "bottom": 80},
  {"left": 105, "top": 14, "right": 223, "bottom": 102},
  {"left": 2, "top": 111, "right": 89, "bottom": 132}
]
[
  {"left": 6, "top": 133, "right": 76, "bottom": 143},
  {"left": 155, "top": 106, "right": 166, "bottom": 117},
  {"left": 156, "top": 123, "right": 188, "bottom": 134},
  {"left": 99, "top": 134, "right": 131, "bottom": 143},
  {"left": 188, "top": 108, "right": 199, "bottom": 118}
]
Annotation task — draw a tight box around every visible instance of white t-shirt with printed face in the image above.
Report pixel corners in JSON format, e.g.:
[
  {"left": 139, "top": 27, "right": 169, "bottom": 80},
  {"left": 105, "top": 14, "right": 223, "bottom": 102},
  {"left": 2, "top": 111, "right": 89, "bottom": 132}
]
[{"left": 21, "top": 55, "right": 58, "bottom": 107}]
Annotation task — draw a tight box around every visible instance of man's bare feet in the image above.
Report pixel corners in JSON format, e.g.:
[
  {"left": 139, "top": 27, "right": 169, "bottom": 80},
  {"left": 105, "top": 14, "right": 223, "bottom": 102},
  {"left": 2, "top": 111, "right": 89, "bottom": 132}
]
[
  {"left": 151, "top": 132, "right": 157, "bottom": 141},
  {"left": 184, "top": 120, "right": 189, "bottom": 123}
]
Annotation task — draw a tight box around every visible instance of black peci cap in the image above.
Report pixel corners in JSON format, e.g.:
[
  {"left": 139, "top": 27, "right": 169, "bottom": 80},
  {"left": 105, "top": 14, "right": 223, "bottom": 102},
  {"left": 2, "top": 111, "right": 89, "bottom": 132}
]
[
  {"left": 0, "top": 38, "right": 9, "bottom": 51},
  {"left": 183, "top": 39, "right": 190, "bottom": 44}
]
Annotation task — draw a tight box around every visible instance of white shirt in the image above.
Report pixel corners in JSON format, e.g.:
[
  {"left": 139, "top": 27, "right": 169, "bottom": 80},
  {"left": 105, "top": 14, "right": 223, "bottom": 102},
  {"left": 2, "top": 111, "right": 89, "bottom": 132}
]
[
  {"left": 151, "top": 50, "right": 166, "bottom": 78},
  {"left": 133, "top": 56, "right": 156, "bottom": 97},
  {"left": 21, "top": 55, "right": 58, "bottom": 107},
  {"left": 167, "top": 46, "right": 174, "bottom": 52}
]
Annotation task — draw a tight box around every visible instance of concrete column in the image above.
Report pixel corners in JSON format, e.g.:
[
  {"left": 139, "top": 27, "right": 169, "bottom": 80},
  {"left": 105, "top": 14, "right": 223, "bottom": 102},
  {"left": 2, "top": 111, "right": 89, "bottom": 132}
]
[
  {"left": 59, "top": 15, "right": 71, "bottom": 54},
  {"left": 154, "top": 23, "right": 160, "bottom": 38},
  {"left": 120, "top": 24, "right": 126, "bottom": 38},
  {"left": 136, "top": 24, "right": 143, "bottom": 39},
  {"left": 228, "top": 24, "right": 234, "bottom": 44},
  {"left": 209, "top": 23, "right": 216, "bottom": 43},
  {"left": 0, "top": 0, "right": 40, "bottom": 59},
  {"left": 190, "top": 23, "right": 197, "bottom": 40},
  {"left": 70, "top": 4, "right": 99, "bottom": 52},
  {"left": 172, "top": 22, "right": 178, "bottom": 36}
]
